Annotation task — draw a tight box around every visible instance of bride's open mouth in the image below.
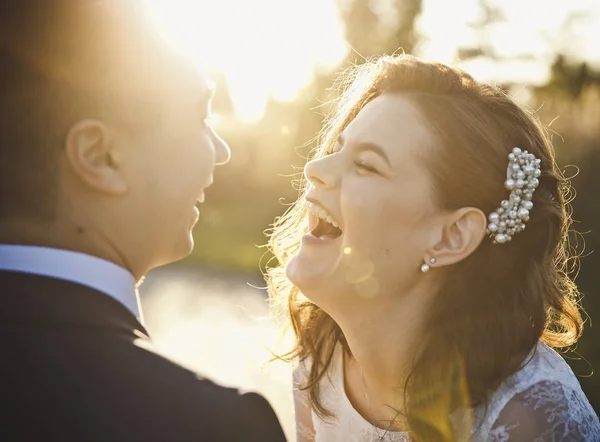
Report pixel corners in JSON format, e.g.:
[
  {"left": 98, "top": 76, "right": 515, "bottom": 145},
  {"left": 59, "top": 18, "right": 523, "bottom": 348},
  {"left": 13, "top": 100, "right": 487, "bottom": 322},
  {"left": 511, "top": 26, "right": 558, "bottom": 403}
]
[{"left": 305, "top": 201, "right": 343, "bottom": 241}]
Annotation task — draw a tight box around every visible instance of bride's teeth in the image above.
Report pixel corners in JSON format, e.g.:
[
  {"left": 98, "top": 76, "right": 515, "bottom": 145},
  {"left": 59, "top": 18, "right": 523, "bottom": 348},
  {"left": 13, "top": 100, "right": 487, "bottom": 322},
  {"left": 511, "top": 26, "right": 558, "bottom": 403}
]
[{"left": 307, "top": 203, "right": 340, "bottom": 229}]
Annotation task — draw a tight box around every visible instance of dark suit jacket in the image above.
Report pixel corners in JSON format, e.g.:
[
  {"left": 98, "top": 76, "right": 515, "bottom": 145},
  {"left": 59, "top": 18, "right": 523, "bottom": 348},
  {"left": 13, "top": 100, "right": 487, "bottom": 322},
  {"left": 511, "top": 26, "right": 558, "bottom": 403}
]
[{"left": 0, "top": 270, "right": 287, "bottom": 442}]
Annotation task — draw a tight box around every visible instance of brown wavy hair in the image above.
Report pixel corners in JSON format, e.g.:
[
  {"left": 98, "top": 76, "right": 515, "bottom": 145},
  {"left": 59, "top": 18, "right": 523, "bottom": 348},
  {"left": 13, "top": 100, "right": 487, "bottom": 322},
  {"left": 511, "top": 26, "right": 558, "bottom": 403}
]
[{"left": 266, "top": 55, "right": 583, "bottom": 441}]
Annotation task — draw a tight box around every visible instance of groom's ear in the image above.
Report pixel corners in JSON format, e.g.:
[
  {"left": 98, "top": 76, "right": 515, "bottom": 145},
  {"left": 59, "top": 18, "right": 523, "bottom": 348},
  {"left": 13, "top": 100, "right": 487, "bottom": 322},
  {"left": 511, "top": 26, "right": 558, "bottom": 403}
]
[{"left": 64, "top": 119, "right": 127, "bottom": 195}]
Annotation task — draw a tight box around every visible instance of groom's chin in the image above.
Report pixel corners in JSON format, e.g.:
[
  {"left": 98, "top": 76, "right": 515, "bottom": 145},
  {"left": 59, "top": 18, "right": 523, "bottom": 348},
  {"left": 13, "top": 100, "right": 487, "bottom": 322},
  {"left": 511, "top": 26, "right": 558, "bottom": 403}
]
[
  {"left": 175, "top": 232, "right": 196, "bottom": 260},
  {"left": 155, "top": 233, "right": 195, "bottom": 269}
]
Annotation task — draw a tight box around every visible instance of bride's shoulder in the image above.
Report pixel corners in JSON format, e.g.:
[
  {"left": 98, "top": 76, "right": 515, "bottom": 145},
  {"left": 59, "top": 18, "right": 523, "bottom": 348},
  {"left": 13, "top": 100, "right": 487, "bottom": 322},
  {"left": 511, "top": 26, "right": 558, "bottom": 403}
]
[
  {"left": 469, "top": 341, "right": 600, "bottom": 441},
  {"left": 491, "top": 341, "right": 591, "bottom": 414},
  {"left": 508, "top": 341, "right": 582, "bottom": 390},
  {"left": 485, "top": 375, "right": 600, "bottom": 441},
  {"left": 293, "top": 345, "right": 345, "bottom": 380}
]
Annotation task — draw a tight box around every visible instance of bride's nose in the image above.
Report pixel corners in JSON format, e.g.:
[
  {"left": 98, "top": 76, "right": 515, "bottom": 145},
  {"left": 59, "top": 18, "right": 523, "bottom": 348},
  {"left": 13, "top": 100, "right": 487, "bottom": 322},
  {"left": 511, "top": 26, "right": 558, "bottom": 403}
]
[{"left": 304, "top": 155, "right": 339, "bottom": 189}]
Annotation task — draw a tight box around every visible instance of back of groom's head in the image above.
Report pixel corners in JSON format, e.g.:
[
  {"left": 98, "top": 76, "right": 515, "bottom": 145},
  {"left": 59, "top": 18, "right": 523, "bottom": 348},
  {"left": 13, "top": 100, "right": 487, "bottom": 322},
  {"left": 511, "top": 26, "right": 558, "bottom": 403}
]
[
  {"left": 0, "top": 1, "right": 229, "bottom": 277},
  {"left": 0, "top": 0, "right": 167, "bottom": 220}
]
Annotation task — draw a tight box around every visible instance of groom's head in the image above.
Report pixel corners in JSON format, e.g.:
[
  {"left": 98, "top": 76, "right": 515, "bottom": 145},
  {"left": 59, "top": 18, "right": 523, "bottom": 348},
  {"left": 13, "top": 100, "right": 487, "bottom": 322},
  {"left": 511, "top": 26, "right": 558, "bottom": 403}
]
[{"left": 0, "top": 1, "right": 230, "bottom": 277}]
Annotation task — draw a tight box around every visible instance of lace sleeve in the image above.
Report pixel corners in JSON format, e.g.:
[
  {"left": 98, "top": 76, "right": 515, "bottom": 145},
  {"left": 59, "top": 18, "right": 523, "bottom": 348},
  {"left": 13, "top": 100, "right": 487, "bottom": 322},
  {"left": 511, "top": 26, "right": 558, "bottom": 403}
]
[
  {"left": 489, "top": 380, "right": 600, "bottom": 442},
  {"left": 293, "top": 363, "right": 316, "bottom": 442}
]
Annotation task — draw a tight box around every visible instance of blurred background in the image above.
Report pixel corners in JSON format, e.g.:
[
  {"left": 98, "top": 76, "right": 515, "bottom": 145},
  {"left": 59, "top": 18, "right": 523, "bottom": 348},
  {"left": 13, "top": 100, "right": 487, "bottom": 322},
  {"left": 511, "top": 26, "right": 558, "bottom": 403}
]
[{"left": 139, "top": 0, "right": 600, "bottom": 439}]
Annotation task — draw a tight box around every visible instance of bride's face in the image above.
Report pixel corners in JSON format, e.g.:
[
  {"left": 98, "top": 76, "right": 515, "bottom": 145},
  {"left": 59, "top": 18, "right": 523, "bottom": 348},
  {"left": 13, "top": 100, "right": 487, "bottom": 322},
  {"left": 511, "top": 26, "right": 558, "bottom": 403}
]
[{"left": 286, "top": 94, "right": 445, "bottom": 304}]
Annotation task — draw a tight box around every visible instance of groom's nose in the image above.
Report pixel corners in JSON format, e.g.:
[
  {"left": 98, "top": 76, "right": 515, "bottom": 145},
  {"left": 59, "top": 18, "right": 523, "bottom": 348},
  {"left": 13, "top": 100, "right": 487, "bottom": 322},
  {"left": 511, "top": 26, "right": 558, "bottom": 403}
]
[{"left": 209, "top": 127, "right": 231, "bottom": 165}]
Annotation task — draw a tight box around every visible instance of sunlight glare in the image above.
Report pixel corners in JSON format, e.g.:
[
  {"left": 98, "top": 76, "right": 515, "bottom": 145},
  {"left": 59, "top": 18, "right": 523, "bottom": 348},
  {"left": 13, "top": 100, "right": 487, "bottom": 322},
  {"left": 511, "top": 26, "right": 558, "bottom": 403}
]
[
  {"left": 144, "top": 0, "right": 348, "bottom": 122},
  {"left": 418, "top": 0, "right": 600, "bottom": 82},
  {"left": 144, "top": 0, "right": 600, "bottom": 121}
]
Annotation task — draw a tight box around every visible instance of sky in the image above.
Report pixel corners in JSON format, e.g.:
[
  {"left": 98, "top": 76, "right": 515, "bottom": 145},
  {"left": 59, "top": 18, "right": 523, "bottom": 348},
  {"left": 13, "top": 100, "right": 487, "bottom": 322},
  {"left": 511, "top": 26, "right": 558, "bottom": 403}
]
[{"left": 144, "top": 0, "right": 600, "bottom": 122}]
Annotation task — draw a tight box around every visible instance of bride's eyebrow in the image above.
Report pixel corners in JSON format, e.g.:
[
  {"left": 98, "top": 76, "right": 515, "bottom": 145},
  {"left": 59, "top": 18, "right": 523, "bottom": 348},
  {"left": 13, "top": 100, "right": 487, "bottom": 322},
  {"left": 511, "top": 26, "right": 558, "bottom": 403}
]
[{"left": 337, "top": 134, "right": 392, "bottom": 168}]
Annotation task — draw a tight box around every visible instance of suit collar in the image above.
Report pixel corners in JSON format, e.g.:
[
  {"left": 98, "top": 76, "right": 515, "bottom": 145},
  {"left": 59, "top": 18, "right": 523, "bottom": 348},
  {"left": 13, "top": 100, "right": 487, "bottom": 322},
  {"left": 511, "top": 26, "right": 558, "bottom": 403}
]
[
  {"left": 0, "top": 270, "right": 149, "bottom": 338},
  {"left": 0, "top": 245, "right": 142, "bottom": 322}
]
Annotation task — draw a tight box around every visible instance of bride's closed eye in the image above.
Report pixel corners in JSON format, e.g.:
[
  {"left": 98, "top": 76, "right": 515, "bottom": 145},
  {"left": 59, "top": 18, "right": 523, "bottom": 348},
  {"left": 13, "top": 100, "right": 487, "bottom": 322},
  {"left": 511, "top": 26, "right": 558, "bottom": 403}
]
[
  {"left": 324, "top": 141, "right": 381, "bottom": 175},
  {"left": 354, "top": 159, "right": 379, "bottom": 175}
]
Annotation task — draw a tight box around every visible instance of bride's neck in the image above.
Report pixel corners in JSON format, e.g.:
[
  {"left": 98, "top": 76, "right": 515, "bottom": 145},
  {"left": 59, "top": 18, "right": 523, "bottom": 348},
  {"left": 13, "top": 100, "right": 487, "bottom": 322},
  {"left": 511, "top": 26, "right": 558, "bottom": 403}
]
[{"left": 334, "top": 287, "right": 433, "bottom": 417}]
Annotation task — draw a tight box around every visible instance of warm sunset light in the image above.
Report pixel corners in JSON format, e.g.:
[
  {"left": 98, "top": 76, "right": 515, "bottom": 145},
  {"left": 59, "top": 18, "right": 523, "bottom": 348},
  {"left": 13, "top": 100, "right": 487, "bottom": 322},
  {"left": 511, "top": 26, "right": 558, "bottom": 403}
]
[
  {"left": 419, "top": 0, "right": 600, "bottom": 85},
  {"left": 144, "top": 0, "right": 348, "bottom": 122},
  {"left": 144, "top": 0, "right": 600, "bottom": 122},
  {"left": 4, "top": 2, "right": 600, "bottom": 441}
]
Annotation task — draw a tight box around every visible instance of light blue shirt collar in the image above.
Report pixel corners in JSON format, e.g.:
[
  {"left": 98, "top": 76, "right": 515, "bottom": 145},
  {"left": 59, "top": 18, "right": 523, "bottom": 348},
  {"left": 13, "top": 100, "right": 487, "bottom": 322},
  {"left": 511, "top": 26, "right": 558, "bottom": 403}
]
[{"left": 0, "top": 245, "right": 142, "bottom": 322}]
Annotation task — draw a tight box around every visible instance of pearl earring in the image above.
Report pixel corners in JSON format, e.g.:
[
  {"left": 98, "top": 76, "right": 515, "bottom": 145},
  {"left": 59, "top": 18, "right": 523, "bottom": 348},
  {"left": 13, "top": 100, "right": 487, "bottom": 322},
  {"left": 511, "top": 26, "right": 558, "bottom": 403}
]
[{"left": 420, "top": 257, "right": 436, "bottom": 273}]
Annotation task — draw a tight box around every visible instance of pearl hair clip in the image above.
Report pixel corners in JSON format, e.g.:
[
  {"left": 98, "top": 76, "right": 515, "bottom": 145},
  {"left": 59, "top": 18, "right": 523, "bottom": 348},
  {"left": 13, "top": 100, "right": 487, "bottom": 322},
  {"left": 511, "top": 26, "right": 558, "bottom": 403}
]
[{"left": 486, "top": 147, "right": 541, "bottom": 244}]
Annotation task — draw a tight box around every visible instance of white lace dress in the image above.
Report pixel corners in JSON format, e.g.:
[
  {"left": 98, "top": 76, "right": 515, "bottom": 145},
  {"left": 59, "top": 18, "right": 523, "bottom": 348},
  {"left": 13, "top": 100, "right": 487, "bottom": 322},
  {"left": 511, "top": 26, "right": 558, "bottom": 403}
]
[{"left": 293, "top": 342, "right": 600, "bottom": 441}]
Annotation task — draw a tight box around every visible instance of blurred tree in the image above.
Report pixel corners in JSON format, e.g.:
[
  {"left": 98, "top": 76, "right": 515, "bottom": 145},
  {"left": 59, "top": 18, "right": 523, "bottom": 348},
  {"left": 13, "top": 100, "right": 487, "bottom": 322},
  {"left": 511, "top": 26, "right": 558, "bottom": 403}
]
[
  {"left": 537, "top": 55, "right": 600, "bottom": 99},
  {"left": 340, "top": 0, "right": 381, "bottom": 59},
  {"left": 292, "top": 0, "right": 425, "bottom": 158},
  {"left": 340, "top": 0, "right": 423, "bottom": 61},
  {"left": 457, "top": 0, "right": 505, "bottom": 62},
  {"left": 380, "top": 0, "right": 422, "bottom": 55}
]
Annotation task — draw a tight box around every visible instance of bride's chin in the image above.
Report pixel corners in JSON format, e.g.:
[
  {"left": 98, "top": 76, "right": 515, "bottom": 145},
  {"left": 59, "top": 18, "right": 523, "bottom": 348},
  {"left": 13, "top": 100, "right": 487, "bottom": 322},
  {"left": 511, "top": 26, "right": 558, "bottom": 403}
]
[
  {"left": 283, "top": 266, "right": 307, "bottom": 292},
  {"left": 284, "top": 255, "right": 307, "bottom": 288},
  {"left": 287, "top": 241, "right": 350, "bottom": 292}
]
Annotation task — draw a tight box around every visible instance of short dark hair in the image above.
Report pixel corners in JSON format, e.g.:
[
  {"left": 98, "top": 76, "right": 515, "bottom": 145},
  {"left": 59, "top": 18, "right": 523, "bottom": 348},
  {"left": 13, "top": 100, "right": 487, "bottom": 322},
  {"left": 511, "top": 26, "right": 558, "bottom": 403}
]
[{"left": 0, "top": 1, "right": 161, "bottom": 219}]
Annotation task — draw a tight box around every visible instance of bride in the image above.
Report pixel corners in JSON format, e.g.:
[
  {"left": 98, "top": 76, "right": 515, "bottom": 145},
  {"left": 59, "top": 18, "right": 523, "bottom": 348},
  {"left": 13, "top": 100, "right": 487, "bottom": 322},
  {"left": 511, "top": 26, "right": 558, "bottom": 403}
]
[{"left": 267, "top": 55, "right": 600, "bottom": 441}]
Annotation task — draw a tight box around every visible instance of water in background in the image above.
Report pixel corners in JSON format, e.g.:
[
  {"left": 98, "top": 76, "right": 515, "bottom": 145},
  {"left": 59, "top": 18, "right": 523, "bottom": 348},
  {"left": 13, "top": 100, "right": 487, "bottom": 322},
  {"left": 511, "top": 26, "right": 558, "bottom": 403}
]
[{"left": 140, "top": 264, "right": 295, "bottom": 441}]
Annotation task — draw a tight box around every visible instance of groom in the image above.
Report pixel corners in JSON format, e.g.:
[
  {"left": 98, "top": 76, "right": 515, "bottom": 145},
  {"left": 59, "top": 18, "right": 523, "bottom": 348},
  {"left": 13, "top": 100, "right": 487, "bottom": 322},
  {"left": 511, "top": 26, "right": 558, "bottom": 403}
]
[{"left": 0, "top": 1, "right": 285, "bottom": 441}]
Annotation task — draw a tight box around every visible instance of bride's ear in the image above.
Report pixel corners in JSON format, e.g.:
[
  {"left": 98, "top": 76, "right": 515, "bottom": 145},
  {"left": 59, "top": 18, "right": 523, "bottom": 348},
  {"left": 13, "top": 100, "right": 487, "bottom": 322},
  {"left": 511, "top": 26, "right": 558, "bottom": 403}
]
[{"left": 429, "top": 207, "right": 487, "bottom": 267}]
